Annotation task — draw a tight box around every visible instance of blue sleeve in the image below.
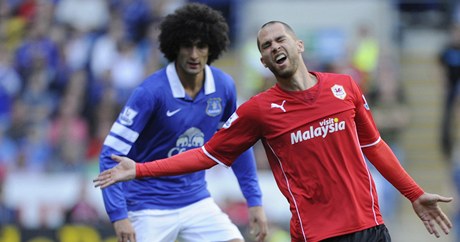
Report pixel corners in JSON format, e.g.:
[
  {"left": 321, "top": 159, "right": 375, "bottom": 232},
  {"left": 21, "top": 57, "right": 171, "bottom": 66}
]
[
  {"left": 231, "top": 147, "right": 263, "bottom": 207},
  {"left": 99, "top": 86, "right": 153, "bottom": 222}
]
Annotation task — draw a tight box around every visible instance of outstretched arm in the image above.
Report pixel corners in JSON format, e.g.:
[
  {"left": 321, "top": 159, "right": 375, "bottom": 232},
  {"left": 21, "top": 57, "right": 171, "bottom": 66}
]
[
  {"left": 94, "top": 148, "right": 217, "bottom": 188},
  {"left": 363, "top": 140, "right": 453, "bottom": 237}
]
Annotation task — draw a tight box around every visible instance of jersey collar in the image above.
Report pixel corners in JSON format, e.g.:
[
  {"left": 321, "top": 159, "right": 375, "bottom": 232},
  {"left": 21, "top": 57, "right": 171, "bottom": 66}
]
[{"left": 166, "top": 62, "right": 216, "bottom": 98}]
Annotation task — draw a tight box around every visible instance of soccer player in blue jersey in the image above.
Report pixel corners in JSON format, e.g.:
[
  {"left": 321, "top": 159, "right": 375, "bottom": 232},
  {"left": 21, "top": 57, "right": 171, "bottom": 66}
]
[{"left": 98, "top": 3, "right": 268, "bottom": 242}]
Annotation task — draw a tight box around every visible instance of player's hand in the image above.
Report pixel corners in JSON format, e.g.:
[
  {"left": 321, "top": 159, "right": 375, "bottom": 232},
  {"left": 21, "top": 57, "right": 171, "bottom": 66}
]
[
  {"left": 248, "top": 206, "right": 268, "bottom": 242},
  {"left": 113, "top": 218, "right": 136, "bottom": 242},
  {"left": 93, "top": 154, "right": 136, "bottom": 189},
  {"left": 412, "top": 192, "right": 453, "bottom": 238}
]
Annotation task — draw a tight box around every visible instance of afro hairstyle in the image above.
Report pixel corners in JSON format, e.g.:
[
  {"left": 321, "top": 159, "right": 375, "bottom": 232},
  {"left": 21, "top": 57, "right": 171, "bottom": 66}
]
[{"left": 158, "top": 3, "right": 230, "bottom": 64}]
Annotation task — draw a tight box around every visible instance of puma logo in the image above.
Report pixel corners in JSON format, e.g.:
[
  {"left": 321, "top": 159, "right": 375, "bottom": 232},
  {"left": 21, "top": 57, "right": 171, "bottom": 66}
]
[{"left": 271, "top": 100, "right": 286, "bottom": 112}]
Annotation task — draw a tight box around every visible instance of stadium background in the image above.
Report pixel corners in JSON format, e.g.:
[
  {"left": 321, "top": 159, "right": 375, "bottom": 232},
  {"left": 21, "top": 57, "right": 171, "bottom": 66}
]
[{"left": 0, "top": 0, "right": 458, "bottom": 241}]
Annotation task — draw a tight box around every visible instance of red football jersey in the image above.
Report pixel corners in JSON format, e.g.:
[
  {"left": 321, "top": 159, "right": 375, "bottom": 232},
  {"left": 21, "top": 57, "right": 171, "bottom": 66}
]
[{"left": 204, "top": 72, "right": 384, "bottom": 241}]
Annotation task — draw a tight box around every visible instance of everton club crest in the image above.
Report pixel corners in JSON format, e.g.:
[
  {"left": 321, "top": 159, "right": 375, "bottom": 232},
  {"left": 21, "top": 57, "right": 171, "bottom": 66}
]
[{"left": 206, "top": 98, "right": 222, "bottom": 117}]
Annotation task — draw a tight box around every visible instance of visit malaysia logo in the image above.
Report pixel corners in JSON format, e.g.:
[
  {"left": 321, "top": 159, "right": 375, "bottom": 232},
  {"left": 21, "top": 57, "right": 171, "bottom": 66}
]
[{"left": 290, "top": 117, "right": 346, "bottom": 144}]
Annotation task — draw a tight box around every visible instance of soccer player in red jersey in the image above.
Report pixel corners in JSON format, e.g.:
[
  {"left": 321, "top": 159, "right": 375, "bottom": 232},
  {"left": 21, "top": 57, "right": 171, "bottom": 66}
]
[{"left": 94, "top": 21, "right": 453, "bottom": 242}]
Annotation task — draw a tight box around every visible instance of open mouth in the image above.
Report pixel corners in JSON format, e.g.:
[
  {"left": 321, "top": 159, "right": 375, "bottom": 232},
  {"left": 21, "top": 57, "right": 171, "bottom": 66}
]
[{"left": 275, "top": 54, "right": 287, "bottom": 64}]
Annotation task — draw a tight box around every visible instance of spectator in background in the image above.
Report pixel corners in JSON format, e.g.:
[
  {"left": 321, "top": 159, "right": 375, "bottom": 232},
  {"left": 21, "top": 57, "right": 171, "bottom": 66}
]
[
  {"left": 119, "top": 0, "right": 152, "bottom": 44},
  {"left": 439, "top": 24, "right": 460, "bottom": 160},
  {"left": 90, "top": 16, "right": 125, "bottom": 82},
  {"left": 5, "top": 99, "right": 28, "bottom": 152},
  {"left": 14, "top": 19, "right": 60, "bottom": 88},
  {"left": 0, "top": 1, "right": 27, "bottom": 51},
  {"left": 64, "top": 177, "right": 103, "bottom": 226},
  {"left": 0, "top": 166, "right": 19, "bottom": 225},
  {"left": 0, "top": 122, "right": 18, "bottom": 172},
  {"left": 48, "top": 70, "right": 89, "bottom": 171},
  {"left": 109, "top": 39, "right": 146, "bottom": 106},
  {"left": 15, "top": 63, "right": 54, "bottom": 172},
  {"left": 0, "top": 44, "right": 22, "bottom": 124},
  {"left": 349, "top": 22, "right": 380, "bottom": 95},
  {"left": 54, "top": 0, "right": 109, "bottom": 33},
  {"left": 16, "top": 123, "right": 51, "bottom": 172},
  {"left": 85, "top": 86, "right": 117, "bottom": 164},
  {"left": 61, "top": 27, "right": 94, "bottom": 72}
]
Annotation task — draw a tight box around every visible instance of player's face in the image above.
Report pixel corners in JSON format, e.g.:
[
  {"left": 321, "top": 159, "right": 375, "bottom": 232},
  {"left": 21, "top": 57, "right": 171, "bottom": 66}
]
[
  {"left": 258, "top": 23, "right": 303, "bottom": 78},
  {"left": 176, "top": 40, "right": 209, "bottom": 76}
]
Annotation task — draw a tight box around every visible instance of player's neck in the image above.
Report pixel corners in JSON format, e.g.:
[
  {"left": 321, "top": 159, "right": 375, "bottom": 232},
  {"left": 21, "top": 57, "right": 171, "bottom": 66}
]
[
  {"left": 179, "top": 71, "right": 204, "bottom": 99},
  {"left": 277, "top": 65, "right": 317, "bottom": 91}
]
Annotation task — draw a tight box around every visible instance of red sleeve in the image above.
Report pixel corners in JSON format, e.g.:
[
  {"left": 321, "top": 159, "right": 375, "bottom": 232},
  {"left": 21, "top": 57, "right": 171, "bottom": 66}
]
[
  {"left": 135, "top": 148, "right": 217, "bottom": 178},
  {"left": 362, "top": 140, "right": 424, "bottom": 202},
  {"left": 205, "top": 99, "right": 263, "bottom": 166},
  {"left": 349, "top": 78, "right": 380, "bottom": 145}
]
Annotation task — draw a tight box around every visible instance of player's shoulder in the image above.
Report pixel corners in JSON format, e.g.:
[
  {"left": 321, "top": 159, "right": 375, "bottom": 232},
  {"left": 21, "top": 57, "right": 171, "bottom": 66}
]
[
  {"left": 314, "top": 71, "right": 357, "bottom": 90},
  {"left": 137, "top": 67, "right": 169, "bottom": 93},
  {"left": 315, "top": 71, "right": 353, "bottom": 83},
  {"left": 143, "top": 66, "right": 168, "bottom": 85}
]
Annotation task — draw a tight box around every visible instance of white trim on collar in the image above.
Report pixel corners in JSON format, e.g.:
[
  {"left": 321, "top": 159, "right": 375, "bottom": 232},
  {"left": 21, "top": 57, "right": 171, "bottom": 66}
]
[
  {"left": 166, "top": 63, "right": 185, "bottom": 98},
  {"left": 204, "top": 65, "right": 216, "bottom": 95},
  {"left": 166, "top": 62, "right": 216, "bottom": 98}
]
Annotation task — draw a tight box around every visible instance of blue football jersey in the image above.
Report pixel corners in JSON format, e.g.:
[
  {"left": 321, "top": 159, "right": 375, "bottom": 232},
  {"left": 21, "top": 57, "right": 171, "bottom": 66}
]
[{"left": 99, "top": 63, "right": 262, "bottom": 222}]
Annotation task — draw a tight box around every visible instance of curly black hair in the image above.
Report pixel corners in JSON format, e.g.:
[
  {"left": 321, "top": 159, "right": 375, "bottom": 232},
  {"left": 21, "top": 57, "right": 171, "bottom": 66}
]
[{"left": 158, "top": 3, "right": 229, "bottom": 64}]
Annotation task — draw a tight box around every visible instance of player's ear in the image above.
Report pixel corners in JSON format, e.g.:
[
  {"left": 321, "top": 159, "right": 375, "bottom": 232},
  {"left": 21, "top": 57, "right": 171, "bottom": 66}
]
[
  {"left": 260, "top": 57, "right": 267, "bottom": 68},
  {"left": 297, "top": 39, "right": 304, "bottom": 53}
]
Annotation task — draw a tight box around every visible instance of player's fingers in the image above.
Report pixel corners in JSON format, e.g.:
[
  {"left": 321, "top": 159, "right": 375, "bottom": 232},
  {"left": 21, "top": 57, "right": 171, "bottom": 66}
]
[
  {"left": 93, "top": 176, "right": 104, "bottom": 187},
  {"left": 248, "top": 218, "right": 256, "bottom": 235},
  {"left": 436, "top": 196, "right": 453, "bottom": 203},
  {"left": 436, "top": 213, "right": 452, "bottom": 235},
  {"left": 127, "top": 233, "right": 136, "bottom": 242},
  {"left": 96, "top": 170, "right": 113, "bottom": 181},
  {"left": 423, "top": 220, "right": 433, "bottom": 235},
  {"left": 439, "top": 210, "right": 453, "bottom": 229},
  {"left": 100, "top": 176, "right": 116, "bottom": 188},
  {"left": 93, "top": 179, "right": 106, "bottom": 188},
  {"left": 93, "top": 172, "right": 109, "bottom": 186},
  {"left": 99, "top": 181, "right": 112, "bottom": 189},
  {"left": 121, "top": 233, "right": 130, "bottom": 242},
  {"left": 93, "top": 180, "right": 101, "bottom": 188},
  {"left": 257, "top": 222, "right": 268, "bottom": 242},
  {"left": 427, "top": 219, "right": 440, "bottom": 238},
  {"left": 94, "top": 172, "right": 116, "bottom": 188}
]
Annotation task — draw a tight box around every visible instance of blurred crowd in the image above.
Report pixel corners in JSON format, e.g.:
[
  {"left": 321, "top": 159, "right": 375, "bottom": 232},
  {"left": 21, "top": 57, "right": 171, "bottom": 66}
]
[
  {"left": 0, "top": 0, "right": 185, "bottom": 231},
  {"left": 0, "top": 0, "right": 191, "bottom": 176}
]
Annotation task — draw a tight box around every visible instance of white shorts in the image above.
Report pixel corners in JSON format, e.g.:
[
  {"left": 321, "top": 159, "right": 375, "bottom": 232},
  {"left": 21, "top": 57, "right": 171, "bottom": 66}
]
[{"left": 128, "top": 197, "right": 243, "bottom": 242}]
